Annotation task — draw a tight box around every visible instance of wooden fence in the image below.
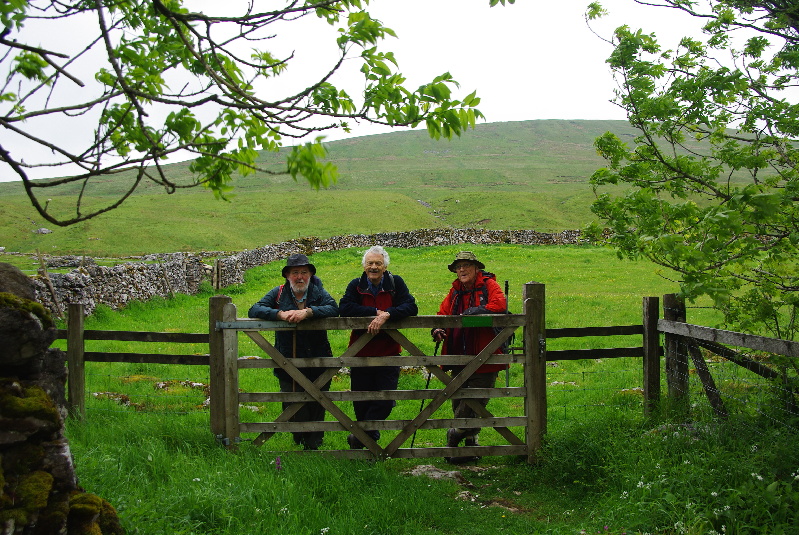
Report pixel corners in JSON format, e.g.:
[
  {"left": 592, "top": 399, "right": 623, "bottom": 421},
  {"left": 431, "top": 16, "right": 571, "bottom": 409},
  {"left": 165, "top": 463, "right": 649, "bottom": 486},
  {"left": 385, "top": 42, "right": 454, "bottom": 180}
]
[
  {"left": 59, "top": 288, "right": 798, "bottom": 462},
  {"left": 60, "top": 303, "right": 210, "bottom": 418},
  {"left": 207, "top": 283, "right": 664, "bottom": 461},
  {"left": 659, "top": 294, "right": 799, "bottom": 418}
]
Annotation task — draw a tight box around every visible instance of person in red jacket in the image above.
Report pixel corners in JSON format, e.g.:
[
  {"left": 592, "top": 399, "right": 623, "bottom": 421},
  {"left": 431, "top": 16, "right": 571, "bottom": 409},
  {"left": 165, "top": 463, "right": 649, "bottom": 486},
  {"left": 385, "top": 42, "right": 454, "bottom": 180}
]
[
  {"left": 339, "top": 245, "right": 418, "bottom": 449},
  {"left": 432, "top": 251, "right": 508, "bottom": 463}
]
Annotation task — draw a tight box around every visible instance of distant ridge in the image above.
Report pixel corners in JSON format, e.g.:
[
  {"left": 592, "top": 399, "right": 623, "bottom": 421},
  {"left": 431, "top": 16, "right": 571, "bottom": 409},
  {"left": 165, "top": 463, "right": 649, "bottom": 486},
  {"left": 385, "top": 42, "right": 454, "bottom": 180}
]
[{"left": 0, "top": 119, "right": 637, "bottom": 257}]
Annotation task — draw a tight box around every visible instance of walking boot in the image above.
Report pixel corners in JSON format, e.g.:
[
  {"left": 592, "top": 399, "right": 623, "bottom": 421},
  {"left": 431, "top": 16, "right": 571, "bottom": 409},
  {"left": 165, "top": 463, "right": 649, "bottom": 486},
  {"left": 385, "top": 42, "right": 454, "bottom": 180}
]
[
  {"left": 444, "top": 428, "right": 466, "bottom": 463},
  {"left": 446, "top": 433, "right": 481, "bottom": 464},
  {"left": 463, "top": 434, "right": 482, "bottom": 461},
  {"left": 347, "top": 434, "right": 365, "bottom": 449},
  {"left": 446, "top": 428, "right": 466, "bottom": 447}
]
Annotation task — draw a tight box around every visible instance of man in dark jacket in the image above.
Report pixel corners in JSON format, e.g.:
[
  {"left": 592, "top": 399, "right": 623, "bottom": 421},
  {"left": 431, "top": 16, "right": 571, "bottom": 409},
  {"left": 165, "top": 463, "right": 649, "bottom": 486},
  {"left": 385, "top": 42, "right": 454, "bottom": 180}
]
[
  {"left": 339, "top": 245, "right": 418, "bottom": 448},
  {"left": 248, "top": 253, "right": 339, "bottom": 450},
  {"left": 432, "top": 251, "right": 508, "bottom": 463}
]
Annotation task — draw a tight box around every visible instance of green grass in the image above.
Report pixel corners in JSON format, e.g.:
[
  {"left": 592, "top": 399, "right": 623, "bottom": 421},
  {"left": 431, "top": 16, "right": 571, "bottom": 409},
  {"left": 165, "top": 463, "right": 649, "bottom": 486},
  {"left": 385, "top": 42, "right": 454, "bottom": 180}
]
[
  {"left": 6, "top": 117, "right": 794, "bottom": 533},
  {"left": 57, "top": 244, "right": 799, "bottom": 535},
  {"left": 0, "top": 120, "right": 635, "bottom": 259}
]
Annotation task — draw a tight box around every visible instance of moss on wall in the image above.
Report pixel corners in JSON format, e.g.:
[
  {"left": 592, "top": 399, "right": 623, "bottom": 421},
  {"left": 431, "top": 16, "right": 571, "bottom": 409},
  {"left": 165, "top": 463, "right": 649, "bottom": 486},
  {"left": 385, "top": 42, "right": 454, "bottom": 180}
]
[
  {"left": 0, "top": 382, "right": 59, "bottom": 423},
  {"left": 0, "top": 291, "right": 53, "bottom": 330}
]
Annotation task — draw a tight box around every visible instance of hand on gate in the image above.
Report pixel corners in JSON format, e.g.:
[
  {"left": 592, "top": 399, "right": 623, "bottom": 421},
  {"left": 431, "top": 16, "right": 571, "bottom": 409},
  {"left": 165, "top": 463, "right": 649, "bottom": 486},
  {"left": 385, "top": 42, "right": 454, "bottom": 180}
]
[
  {"left": 278, "top": 308, "right": 312, "bottom": 323},
  {"left": 368, "top": 310, "right": 390, "bottom": 334}
]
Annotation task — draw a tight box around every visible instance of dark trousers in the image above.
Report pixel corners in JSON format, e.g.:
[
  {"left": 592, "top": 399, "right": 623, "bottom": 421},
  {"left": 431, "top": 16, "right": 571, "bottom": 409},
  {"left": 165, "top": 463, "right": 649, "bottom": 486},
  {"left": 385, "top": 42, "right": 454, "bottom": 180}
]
[
  {"left": 350, "top": 365, "right": 400, "bottom": 441},
  {"left": 276, "top": 368, "right": 331, "bottom": 449},
  {"left": 451, "top": 370, "right": 499, "bottom": 437}
]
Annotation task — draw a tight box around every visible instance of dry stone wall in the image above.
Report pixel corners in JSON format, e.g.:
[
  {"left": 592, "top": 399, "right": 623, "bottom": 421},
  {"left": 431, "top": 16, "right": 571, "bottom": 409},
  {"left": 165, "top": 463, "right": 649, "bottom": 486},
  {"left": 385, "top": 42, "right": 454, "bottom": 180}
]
[
  {"left": 32, "top": 254, "right": 206, "bottom": 316},
  {"left": 0, "top": 263, "right": 124, "bottom": 534},
  {"left": 30, "top": 228, "right": 584, "bottom": 315},
  {"left": 213, "top": 228, "right": 583, "bottom": 287}
]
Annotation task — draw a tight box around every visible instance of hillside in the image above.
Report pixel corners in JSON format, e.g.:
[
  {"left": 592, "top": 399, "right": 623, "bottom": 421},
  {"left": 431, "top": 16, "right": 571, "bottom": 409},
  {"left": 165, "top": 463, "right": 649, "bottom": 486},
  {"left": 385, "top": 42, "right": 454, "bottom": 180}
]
[{"left": 0, "top": 119, "right": 636, "bottom": 257}]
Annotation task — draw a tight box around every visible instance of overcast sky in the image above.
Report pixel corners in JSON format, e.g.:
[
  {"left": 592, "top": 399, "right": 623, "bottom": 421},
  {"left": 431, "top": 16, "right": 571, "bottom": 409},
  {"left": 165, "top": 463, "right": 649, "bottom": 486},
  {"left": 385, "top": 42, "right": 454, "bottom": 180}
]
[
  {"left": 309, "top": 0, "right": 697, "bottom": 141},
  {"left": 1, "top": 1, "right": 699, "bottom": 181}
]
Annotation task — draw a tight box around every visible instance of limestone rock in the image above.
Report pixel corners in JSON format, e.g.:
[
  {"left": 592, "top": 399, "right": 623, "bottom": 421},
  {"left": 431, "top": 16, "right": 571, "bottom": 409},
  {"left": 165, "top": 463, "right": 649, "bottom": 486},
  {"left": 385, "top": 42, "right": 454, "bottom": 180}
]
[{"left": 0, "top": 263, "right": 35, "bottom": 301}]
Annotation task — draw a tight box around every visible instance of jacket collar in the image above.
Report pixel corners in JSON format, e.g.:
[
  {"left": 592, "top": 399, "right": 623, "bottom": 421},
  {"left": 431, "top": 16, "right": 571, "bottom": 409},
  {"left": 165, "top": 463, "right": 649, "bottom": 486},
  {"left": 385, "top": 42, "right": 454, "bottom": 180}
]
[
  {"left": 357, "top": 271, "right": 394, "bottom": 292},
  {"left": 452, "top": 270, "right": 492, "bottom": 292}
]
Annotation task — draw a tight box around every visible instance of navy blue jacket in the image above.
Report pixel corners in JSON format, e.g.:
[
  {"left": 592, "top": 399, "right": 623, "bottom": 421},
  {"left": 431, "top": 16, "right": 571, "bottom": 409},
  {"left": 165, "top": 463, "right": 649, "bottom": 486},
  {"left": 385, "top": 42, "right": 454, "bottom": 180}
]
[{"left": 248, "top": 275, "right": 339, "bottom": 362}]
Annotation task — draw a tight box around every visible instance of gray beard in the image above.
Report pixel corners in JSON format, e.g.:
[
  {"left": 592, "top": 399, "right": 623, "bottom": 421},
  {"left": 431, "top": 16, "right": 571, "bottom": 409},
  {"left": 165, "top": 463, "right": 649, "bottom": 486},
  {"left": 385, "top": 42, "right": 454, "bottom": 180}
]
[{"left": 290, "top": 282, "right": 308, "bottom": 296}]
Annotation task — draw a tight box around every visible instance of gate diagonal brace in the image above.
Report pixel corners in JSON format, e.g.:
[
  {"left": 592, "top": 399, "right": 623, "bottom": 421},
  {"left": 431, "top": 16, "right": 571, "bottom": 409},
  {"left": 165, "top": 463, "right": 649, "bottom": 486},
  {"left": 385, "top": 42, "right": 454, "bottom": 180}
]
[
  {"left": 383, "top": 325, "right": 522, "bottom": 457},
  {"left": 245, "top": 330, "right": 381, "bottom": 454},
  {"left": 425, "top": 327, "right": 523, "bottom": 447}
]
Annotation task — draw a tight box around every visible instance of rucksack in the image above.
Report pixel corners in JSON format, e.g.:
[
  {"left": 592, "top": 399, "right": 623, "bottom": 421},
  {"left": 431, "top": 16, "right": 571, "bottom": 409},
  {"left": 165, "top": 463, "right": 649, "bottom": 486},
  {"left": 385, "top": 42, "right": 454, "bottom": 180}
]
[{"left": 452, "top": 271, "right": 514, "bottom": 353}]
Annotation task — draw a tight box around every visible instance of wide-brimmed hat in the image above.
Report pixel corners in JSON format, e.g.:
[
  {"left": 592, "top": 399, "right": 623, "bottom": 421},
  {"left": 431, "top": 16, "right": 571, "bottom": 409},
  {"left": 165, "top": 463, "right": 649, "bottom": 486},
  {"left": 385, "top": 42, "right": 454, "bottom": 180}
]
[
  {"left": 282, "top": 253, "right": 316, "bottom": 277},
  {"left": 448, "top": 251, "right": 485, "bottom": 272}
]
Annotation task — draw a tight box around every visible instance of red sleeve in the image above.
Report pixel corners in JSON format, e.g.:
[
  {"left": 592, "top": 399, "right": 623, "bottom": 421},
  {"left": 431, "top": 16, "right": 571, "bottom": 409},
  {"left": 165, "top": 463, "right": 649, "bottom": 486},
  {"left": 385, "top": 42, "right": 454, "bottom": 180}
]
[
  {"left": 437, "top": 288, "right": 456, "bottom": 316},
  {"left": 483, "top": 277, "right": 507, "bottom": 313}
]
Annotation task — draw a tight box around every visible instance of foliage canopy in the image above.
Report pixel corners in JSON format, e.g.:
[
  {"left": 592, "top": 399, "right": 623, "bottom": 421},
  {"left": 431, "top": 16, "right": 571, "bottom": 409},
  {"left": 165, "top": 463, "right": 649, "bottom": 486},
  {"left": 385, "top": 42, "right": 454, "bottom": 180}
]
[
  {"left": 587, "top": 0, "right": 799, "bottom": 339},
  {"left": 0, "top": 0, "right": 484, "bottom": 225}
]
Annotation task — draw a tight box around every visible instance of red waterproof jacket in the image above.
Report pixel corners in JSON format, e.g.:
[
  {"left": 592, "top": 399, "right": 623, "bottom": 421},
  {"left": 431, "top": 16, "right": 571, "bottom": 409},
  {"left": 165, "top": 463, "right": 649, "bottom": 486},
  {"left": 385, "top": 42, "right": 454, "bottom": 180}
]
[
  {"left": 437, "top": 270, "right": 508, "bottom": 374},
  {"left": 339, "top": 272, "right": 418, "bottom": 357}
]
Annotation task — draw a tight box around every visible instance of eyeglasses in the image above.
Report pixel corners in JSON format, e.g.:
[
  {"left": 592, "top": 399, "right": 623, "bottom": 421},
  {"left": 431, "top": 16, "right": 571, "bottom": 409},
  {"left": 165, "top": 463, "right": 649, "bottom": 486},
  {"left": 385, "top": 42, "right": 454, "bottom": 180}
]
[{"left": 452, "top": 263, "right": 474, "bottom": 271}]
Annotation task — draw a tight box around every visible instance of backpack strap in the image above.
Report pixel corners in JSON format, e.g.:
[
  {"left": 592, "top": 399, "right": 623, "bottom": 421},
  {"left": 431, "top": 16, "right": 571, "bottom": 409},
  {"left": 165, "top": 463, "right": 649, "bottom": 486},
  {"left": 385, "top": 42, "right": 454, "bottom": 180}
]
[{"left": 276, "top": 284, "right": 284, "bottom": 304}]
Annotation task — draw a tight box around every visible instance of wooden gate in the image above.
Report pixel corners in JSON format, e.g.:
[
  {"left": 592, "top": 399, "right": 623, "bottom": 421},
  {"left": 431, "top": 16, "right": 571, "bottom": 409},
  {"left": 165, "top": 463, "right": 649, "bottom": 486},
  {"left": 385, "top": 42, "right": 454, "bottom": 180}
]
[{"left": 209, "top": 282, "right": 546, "bottom": 462}]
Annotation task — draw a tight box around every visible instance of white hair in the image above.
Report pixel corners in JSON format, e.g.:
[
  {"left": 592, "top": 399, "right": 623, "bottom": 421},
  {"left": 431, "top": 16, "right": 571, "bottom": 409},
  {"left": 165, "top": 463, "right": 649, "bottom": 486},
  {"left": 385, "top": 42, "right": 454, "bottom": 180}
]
[{"left": 362, "top": 245, "right": 390, "bottom": 267}]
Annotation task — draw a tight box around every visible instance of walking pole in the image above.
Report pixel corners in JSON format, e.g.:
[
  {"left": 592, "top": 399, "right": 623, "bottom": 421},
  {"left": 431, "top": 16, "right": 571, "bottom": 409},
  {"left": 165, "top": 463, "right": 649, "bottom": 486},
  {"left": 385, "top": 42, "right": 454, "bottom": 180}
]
[{"left": 410, "top": 339, "right": 440, "bottom": 448}]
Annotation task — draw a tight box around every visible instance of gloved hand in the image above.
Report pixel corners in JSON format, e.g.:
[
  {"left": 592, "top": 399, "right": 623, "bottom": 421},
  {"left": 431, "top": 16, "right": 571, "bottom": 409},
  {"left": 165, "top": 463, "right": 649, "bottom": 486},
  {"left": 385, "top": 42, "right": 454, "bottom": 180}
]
[{"left": 462, "top": 306, "right": 489, "bottom": 315}]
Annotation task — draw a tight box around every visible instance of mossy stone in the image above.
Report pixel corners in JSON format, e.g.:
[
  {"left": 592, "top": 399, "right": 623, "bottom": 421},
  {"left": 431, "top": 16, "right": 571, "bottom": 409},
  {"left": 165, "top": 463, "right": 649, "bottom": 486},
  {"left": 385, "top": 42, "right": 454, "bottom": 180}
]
[
  {"left": 98, "top": 498, "right": 124, "bottom": 535},
  {"left": 68, "top": 492, "right": 103, "bottom": 522},
  {"left": 0, "top": 292, "right": 53, "bottom": 330},
  {"left": 68, "top": 492, "right": 107, "bottom": 535},
  {"left": 17, "top": 470, "right": 54, "bottom": 512},
  {"left": 2, "top": 444, "right": 45, "bottom": 475},
  {"left": 35, "top": 494, "right": 70, "bottom": 535},
  {"left": 0, "top": 383, "right": 59, "bottom": 422},
  {"left": 0, "top": 507, "right": 29, "bottom": 527}
]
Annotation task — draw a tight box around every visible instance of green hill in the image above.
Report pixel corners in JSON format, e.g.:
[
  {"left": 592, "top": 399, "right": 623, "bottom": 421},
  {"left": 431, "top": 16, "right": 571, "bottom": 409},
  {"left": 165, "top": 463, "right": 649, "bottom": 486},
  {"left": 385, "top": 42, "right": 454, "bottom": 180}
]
[{"left": 0, "top": 119, "right": 636, "bottom": 257}]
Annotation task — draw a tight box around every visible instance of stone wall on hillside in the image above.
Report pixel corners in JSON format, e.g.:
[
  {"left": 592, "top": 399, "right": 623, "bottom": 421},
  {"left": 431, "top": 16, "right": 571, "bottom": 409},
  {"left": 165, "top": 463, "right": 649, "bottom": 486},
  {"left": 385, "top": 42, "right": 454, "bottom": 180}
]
[
  {"left": 32, "top": 254, "right": 206, "bottom": 316},
  {"left": 213, "top": 228, "right": 583, "bottom": 287},
  {"left": 27, "top": 228, "right": 584, "bottom": 315}
]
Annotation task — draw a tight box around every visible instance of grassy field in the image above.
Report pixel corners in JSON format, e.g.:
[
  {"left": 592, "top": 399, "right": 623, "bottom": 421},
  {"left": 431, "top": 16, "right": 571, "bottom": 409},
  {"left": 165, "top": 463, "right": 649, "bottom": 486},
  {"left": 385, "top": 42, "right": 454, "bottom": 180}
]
[
  {"left": 0, "top": 120, "right": 633, "bottom": 258},
  {"left": 7, "top": 118, "right": 797, "bottom": 534},
  {"left": 57, "top": 244, "right": 799, "bottom": 534}
]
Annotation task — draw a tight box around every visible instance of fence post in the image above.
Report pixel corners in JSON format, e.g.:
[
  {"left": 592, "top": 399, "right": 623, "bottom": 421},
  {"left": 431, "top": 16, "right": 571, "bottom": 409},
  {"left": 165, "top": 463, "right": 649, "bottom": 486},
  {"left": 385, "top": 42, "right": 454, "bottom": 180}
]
[
  {"left": 222, "top": 302, "right": 240, "bottom": 449},
  {"left": 66, "top": 303, "right": 85, "bottom": 419},
  {"left": 209, "top": 295, "right": 231, "bottom": 438},
  {"left": 212, "top": 260, "right": 221, "bottom": 290},
  {"left": 663, "top": 293, "right": 689, "bottom": 409},
  {"left": 642, "top": 296, "right": 660, "bottom": 415},
  {"left": 523, "top": 282, "right": 546, "bottom": 463}
]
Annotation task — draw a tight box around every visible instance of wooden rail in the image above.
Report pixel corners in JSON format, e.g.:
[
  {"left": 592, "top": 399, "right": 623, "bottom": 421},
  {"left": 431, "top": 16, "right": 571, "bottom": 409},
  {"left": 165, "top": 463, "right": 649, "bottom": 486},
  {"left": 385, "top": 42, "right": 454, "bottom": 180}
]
[
  {"left": 659, "top": 294, "right": 798, "bottom": 419},
  {"left": 56, "top": 291, "right": 799, "bottom": 460},
  {"left": 208, "top": 285, "right": 662, "bottom": 462},
  {"left": 59, "top": 289, "right": 668, "bottom": 462},
  {"left": 61, "top": 303, "right": 210, "bottom": 418}
]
